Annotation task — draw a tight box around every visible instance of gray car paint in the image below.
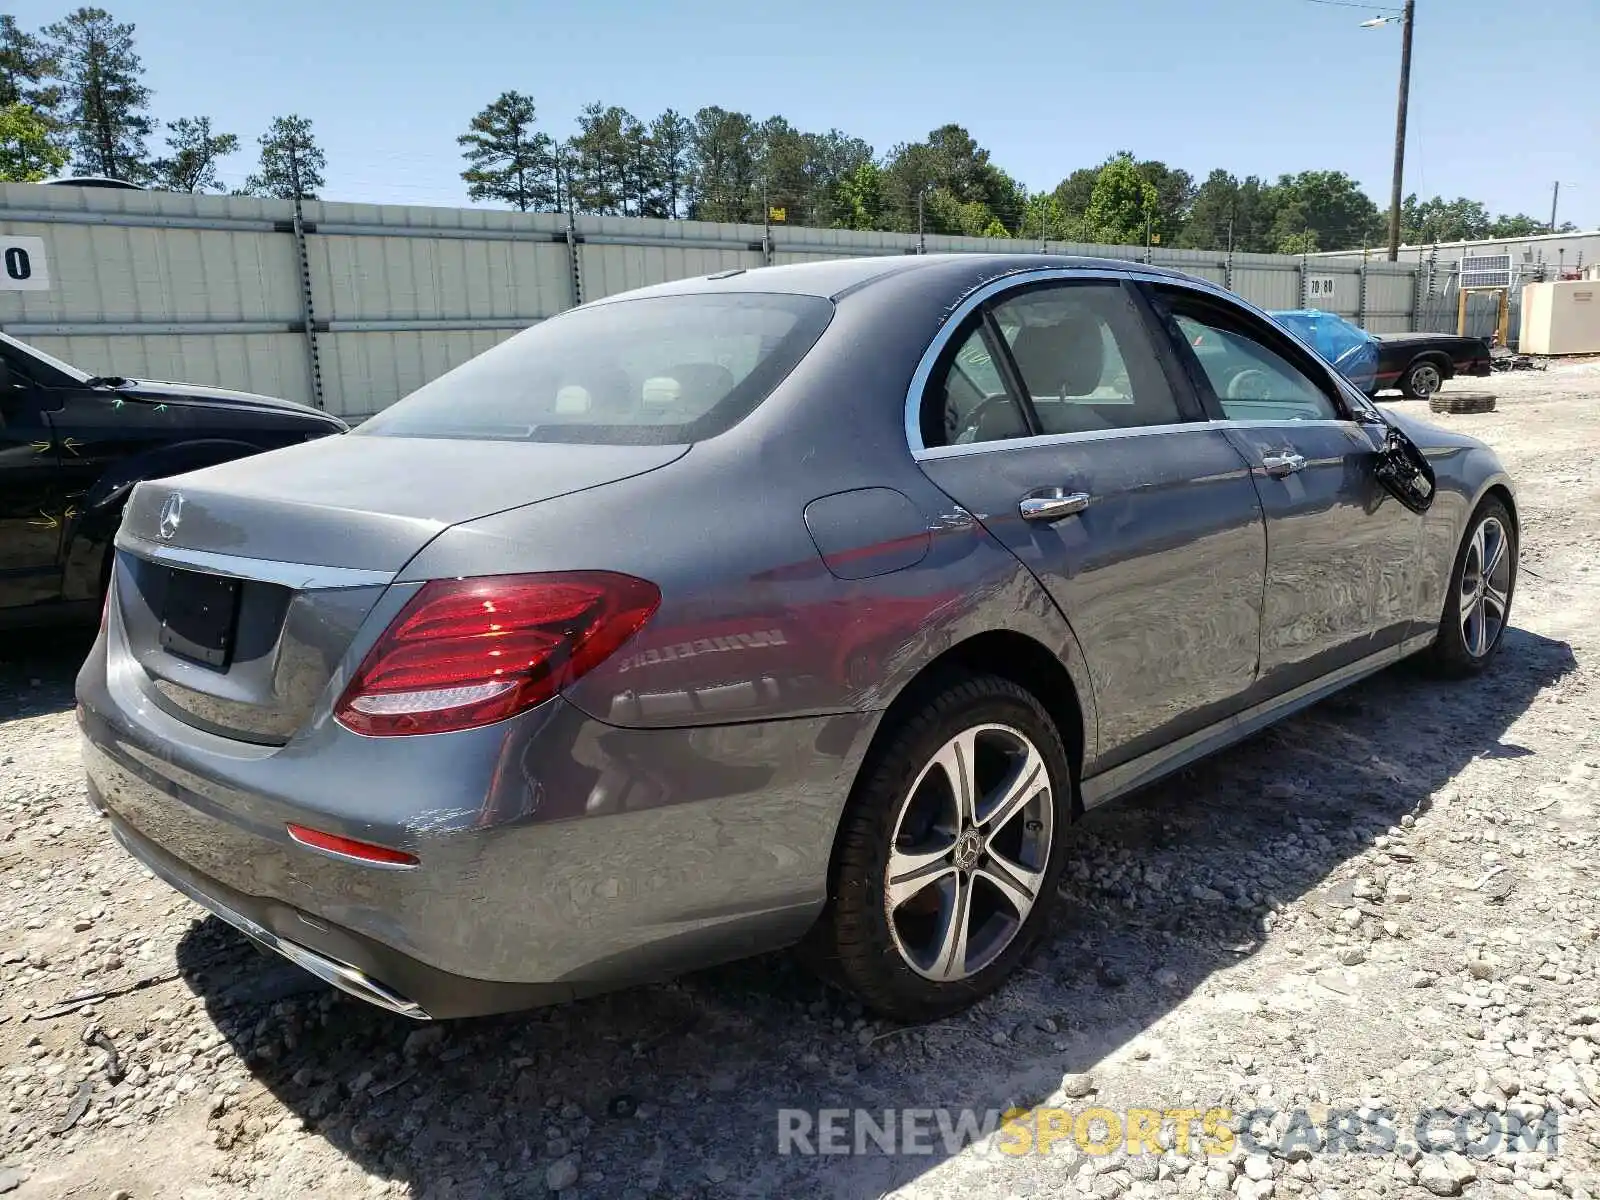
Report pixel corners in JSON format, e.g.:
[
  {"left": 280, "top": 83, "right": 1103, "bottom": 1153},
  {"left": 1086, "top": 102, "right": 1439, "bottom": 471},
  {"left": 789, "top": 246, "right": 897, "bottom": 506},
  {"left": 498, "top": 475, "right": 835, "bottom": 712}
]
[{"left": 77, "top": 254, "right": 1515, "bottom": 1019}]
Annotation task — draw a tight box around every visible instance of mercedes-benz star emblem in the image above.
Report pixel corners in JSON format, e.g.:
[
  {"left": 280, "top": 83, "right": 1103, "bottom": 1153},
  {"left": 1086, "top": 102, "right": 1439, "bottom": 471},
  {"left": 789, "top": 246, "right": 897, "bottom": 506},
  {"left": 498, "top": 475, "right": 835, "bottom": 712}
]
[
  {"left": 953, "top": 830, "right": 983, "bottom": 871},
  {"left": 157, "top": 492, "right": 183, "bottom": 541}
]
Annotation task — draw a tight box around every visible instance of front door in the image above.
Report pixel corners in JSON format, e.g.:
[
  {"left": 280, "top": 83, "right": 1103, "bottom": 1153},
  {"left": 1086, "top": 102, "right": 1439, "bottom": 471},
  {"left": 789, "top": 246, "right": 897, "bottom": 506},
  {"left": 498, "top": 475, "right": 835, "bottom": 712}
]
[
  {"left": 912, "top": 277, "right": 1267, "bottom": 769},
  {"left": 1150, "top": 285, "right": 1424, "bottom": 698},
  {"left": 0, "top": 359, "right": 64, "bottom": 611}
]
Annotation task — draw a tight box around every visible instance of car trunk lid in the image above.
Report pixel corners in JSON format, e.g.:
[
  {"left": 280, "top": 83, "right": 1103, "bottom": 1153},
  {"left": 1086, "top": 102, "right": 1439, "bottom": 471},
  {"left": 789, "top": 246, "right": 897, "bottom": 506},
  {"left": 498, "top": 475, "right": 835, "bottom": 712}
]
[{"left": 111, "top": 435, "right": 689, "bottom": 744}]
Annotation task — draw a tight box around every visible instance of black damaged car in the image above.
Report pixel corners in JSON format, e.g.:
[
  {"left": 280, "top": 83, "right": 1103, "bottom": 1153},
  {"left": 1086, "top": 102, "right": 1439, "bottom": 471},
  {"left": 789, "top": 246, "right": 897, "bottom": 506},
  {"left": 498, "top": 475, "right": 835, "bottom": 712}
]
[{"left": 0, "top": 333, "right": 345, "bottom": 629}]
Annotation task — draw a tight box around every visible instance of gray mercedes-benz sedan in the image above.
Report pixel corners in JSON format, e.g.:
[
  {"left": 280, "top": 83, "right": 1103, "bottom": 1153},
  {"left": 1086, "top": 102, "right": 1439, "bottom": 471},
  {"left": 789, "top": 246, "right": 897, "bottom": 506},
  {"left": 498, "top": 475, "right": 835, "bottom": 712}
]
[{"left": 77, "top": 254, "right": 1517, "bottom": 1023}]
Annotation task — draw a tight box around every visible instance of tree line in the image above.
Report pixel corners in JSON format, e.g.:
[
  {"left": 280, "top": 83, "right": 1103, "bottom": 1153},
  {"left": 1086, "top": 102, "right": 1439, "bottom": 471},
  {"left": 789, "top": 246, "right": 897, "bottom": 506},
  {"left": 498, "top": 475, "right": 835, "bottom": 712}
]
[
  {"left": 0, "top": 7, "right": 325, "bottom": 198},
  {"left": 0, "top": 8, "right": 1573, "bottom": 252},
  {"left": 460, "top": 91, "right": 1571, "bottom": 253}
]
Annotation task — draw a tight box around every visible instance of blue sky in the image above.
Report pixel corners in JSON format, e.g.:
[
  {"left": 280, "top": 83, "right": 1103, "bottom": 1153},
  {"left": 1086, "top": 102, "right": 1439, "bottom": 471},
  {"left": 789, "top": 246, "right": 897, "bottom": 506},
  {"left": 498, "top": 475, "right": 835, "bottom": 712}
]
[{"left": 12, "top": 0, "right": 1598, "bottom": 228}]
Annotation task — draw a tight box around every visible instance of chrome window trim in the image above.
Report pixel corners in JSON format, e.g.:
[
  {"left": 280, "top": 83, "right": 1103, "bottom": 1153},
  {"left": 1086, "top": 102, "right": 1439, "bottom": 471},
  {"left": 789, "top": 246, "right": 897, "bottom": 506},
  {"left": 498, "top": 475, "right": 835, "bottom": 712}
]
[
  {"left": 916, "top": 419, "right": 1214, "bottom": 461},
  {"left": 904, "top": 266, "right": 1254, "bottom": 457},
  {"left": 912, "top": 416, "right": 1368, "bottom": 462},
  {"left": 114, "top": 531, "right": 396, "bottom": 591},
  {"left": 1219, "top": 418, "right": 1363, "bottom": 431}
]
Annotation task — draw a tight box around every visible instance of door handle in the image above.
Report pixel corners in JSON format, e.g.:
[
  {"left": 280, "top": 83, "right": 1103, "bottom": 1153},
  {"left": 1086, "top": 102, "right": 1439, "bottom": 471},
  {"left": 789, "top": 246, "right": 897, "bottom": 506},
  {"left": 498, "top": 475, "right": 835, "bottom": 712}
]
[
  {"left": 1019, "top": 488, "right": 1091, "bottom": 522},
  {"left": 1261, "top": 452, "right": 1307, "bottom": 478}
]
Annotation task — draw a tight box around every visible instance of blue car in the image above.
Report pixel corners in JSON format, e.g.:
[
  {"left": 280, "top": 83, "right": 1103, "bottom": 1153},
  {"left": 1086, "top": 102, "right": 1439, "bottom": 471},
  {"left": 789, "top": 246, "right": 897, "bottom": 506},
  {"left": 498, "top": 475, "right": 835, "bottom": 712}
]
[{"left": 1270, "top": 310, "right": 1380, "bottom": 396}]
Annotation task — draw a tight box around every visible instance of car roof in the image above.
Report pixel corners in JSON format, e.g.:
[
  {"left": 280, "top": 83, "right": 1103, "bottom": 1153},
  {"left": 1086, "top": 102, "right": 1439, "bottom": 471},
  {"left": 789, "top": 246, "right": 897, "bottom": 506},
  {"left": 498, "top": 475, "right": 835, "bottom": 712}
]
[
  {"left": 40, "top": 175, "right": 146, "bottom": 190},
  {"left": 587, "top": 253, "right": 1198, "bottom": 305}
]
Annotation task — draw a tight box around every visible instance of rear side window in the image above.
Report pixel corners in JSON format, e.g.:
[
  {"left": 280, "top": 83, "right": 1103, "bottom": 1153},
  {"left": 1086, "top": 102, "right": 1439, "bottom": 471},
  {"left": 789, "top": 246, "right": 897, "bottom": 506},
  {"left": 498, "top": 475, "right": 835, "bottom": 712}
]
[
  {"left": 992, "top": 282, "right": 1182, "bottom": 435},
  {"left": 359, "top": 293, "right": 833, "bottom": 444},
  {"left": 926, "top": 322, "right": 1030, "bottom": 447}
]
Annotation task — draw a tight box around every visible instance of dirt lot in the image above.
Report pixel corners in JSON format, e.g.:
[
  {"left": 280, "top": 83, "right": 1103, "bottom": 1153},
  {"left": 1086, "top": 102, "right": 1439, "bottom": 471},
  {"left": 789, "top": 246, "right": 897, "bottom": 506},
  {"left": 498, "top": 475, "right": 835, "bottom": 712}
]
[{"left": 2, "top": 364, "right": 1597, "bottom": 1200}]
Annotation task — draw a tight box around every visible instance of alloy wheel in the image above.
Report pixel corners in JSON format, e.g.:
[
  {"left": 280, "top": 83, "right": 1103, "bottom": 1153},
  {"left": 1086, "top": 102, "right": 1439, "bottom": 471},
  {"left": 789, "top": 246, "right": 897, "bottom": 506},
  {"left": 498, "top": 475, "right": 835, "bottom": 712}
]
[
  {"left": 884, "top": 723, "right": 1053, "bottom": 981},
  {"left": 1460, "top": 515, "right": 1512, "bottom": 658},
  {"left": 1411, "top": 363, "right": 1442, "bottom": 397}
]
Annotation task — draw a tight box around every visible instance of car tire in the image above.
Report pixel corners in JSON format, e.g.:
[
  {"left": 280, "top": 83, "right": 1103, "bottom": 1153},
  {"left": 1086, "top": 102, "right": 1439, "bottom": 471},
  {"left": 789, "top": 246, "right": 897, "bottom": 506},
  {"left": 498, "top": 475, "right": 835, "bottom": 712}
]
[
  {"left": 806, "top": 673, "right": 1073, "bottom": 1023},
  {"left": 1429, "top": 391, "right": 1496, "bottom": 415},
  {"left": 1401, "top": 358, "right": 1445, "bottom": 399},
  {"left": 1423, "top": 497, "right": 1516, "bottom": 677}
]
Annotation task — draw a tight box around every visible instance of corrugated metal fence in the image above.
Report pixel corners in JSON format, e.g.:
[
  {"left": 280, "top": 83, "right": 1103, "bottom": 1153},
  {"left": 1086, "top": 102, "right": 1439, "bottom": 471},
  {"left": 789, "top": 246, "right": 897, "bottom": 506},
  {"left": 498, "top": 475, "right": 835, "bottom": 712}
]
[{"left": 0, "top": 184, "right": 1424, "bottom": 422}]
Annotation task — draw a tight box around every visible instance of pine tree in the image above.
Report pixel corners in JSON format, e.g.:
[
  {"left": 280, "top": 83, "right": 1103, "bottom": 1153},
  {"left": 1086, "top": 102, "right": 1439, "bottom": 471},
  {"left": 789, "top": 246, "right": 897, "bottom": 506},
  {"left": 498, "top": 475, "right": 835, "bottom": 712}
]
[
  {"left": 645, "top": 109, "right": 692, "bottom": 219},
  {"left": 458, "top": 90, "right": 554, "bottom": 212},
  {"left": 242, "top": 114, "right": 325, "bottom": 200},
  {"left": 42, "top": 7, "right": 153, "bottom": 181},
  {"left": 0, "top": 16, "right": 60, "bottom": 116},
  {"left": 149, "top": 116, "right": 237, "bottom": 193},
  {"left": 688, "top": 106, "right": 758, "bottom": 223}
]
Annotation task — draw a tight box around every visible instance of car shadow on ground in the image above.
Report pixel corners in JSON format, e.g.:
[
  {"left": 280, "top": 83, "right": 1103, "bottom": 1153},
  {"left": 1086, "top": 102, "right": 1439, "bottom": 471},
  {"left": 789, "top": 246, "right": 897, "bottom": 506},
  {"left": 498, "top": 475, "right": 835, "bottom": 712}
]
[
  {"left": 168, "top": 627, "right": 1576, "bottom": 1200},
  {"left": 0, "top": 628, "right": 93, "bottom": 720}
]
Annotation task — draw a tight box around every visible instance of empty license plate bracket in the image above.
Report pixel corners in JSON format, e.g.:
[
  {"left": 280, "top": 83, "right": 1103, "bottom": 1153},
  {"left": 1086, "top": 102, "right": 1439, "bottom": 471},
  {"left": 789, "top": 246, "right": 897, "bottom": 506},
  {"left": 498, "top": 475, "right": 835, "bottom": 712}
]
[{"left": 158, "top": 569, "right": 241, "bottom": 669}]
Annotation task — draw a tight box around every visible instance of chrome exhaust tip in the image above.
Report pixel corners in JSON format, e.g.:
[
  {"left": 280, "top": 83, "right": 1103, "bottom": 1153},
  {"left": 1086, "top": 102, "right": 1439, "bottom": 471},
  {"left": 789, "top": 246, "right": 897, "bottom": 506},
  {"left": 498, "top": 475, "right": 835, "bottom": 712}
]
[{"left": 267, "top": 936, "right": 429, "bottom": 1020}]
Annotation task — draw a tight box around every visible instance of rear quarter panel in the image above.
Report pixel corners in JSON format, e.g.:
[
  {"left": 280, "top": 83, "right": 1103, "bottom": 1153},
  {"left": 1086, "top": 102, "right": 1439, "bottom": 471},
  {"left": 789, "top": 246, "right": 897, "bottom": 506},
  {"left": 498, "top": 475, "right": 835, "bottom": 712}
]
[{"left": 402, "top": 433, "right": 1098, "bottom": 757}]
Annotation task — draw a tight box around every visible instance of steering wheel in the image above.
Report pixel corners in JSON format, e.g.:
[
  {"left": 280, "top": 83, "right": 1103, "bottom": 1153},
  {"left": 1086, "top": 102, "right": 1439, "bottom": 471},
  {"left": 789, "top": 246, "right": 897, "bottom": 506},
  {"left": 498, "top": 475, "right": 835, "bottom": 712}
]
[
  {"left": 1226, "top": 369, "right": 1271, "bottom": 401},
  {"left": 954, "top": 393, "right": 1018, "bottom": 443}
]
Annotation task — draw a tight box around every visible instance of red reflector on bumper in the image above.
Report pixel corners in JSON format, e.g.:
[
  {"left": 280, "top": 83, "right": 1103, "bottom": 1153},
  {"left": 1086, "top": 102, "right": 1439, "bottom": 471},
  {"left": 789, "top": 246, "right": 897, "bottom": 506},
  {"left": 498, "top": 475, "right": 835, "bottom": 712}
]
[{"left": 286, "top": 824, "right": 418, "bottom": 867}]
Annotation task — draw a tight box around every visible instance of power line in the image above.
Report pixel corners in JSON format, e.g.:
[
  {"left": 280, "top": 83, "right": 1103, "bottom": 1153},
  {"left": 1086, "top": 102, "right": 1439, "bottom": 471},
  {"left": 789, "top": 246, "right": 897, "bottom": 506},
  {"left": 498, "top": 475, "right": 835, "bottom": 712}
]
[{"left": 1292, "top": 0, "right": 1402, "bottom": 10}]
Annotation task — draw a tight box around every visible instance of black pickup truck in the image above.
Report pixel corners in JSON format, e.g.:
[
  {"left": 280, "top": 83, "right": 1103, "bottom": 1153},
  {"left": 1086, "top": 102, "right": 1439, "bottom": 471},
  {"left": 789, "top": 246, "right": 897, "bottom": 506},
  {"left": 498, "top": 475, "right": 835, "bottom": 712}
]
[
  {"left": 1, "top": 333, "right": 345, "bottom": 630},
  {"left": 1372, "top": 332, "right": 1493, "bottom": 399}
]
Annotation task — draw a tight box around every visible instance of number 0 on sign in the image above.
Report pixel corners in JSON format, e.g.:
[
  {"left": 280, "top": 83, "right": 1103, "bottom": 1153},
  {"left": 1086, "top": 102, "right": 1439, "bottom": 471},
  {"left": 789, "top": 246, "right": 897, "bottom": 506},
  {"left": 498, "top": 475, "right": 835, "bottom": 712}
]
[{"left": 0, "top": 236, "right": 50, "bottom": 291}]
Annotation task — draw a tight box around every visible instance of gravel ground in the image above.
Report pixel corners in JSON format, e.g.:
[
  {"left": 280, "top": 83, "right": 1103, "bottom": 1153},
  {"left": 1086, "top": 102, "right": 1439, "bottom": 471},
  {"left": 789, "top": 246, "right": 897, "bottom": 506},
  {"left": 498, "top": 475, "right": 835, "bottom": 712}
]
[{"left": 2, "top": 363, "right": 1597, "bottom": 1200}]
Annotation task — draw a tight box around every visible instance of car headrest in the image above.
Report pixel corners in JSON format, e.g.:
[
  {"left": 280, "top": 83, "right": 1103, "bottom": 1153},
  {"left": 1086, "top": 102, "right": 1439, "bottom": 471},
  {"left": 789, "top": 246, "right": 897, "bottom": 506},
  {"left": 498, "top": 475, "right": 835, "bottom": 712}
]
[
  {"left": 1009, "top": 313, "right": 1106, "bottom": 398},
  {"left": 550, "top": 364, "right": 634, "bottom": 416},
  {"left": 666, "top": 362, "right": 735, "bottom": 407}
]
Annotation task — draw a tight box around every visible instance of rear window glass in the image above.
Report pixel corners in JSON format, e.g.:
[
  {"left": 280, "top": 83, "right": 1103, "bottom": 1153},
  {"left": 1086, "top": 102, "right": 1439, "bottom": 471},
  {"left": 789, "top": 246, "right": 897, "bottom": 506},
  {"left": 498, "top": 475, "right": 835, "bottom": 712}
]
[{"left": 357, "top": 292, "right": 833, "bottom": 444}]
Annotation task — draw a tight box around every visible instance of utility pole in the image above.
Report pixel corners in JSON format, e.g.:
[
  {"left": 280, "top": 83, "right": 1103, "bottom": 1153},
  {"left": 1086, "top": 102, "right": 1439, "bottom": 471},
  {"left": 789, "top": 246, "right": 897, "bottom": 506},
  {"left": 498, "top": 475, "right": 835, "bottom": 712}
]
[
  {"left": 1385, "top": 0, "right": 1416, "bottom": 262},
  {"left": 916, "top": 187, "right": 925, "bottom": 254},
  {"left": 1549, "top": 181, "right": 1561, "bottom": 232}
]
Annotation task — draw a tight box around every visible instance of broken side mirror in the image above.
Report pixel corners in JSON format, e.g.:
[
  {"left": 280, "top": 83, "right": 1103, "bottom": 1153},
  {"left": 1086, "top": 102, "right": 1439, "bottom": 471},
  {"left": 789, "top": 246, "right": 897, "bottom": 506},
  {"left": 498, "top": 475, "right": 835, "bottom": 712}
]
[{"left": 1374, "top": 426, "right": 1436, "bottom": 514}]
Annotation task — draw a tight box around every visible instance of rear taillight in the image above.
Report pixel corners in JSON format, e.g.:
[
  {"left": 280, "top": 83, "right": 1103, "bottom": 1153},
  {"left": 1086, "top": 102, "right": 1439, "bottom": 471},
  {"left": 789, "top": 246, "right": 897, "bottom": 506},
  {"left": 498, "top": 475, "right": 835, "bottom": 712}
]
[{"left": 334, "top": 572, "right": 660, "bottom": 737}]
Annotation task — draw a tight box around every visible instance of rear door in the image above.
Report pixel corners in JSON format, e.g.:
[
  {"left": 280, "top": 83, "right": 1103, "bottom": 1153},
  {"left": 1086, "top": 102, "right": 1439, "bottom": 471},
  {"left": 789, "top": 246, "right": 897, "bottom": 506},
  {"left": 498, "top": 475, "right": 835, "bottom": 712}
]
[
  {"left": 1147, "top": 284, "right": 1424, "bottom": 697},
  {"left": 911, "top": 275, "right": 1267, "bottom": 769}
]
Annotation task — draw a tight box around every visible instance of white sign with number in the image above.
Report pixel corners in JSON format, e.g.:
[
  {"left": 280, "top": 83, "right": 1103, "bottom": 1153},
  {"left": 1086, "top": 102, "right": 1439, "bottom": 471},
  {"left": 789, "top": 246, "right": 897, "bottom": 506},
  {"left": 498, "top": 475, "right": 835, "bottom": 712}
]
[
  {"left": 1307, "top": 276, "right": 1336, "bottom": 303},
  {"left": 0, "top": 236, "right": 50, "bottom": 291}
]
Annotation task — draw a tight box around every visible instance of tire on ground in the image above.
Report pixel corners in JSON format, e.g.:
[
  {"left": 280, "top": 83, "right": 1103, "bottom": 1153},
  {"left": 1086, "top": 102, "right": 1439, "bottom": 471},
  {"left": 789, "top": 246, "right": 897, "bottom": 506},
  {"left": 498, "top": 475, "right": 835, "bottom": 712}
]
[
  {"left": 1429, "top": 391, "right": 1496, "bottom": 415},
  {"left": 1422, "top": 495, "right": 1517, "bottom": 677},
  {"left": 803, "top": 673, "right": 1074, "bottom": 1023}
]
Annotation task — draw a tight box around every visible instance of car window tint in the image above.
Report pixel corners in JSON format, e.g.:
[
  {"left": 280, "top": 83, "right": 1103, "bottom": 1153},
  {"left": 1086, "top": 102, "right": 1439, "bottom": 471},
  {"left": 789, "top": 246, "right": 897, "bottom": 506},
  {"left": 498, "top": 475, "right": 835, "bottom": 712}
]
[
  {"left": 1173, "top": 313, "right": 1340, "bottom": 422},
  {"left": 357, "top": 293, "right": 832, "bottom": 445},
  {"left": 925, "top": 324, "right": 1029, "bottom": 447},
  {"left": 991, "top": 282, "right": 1182, "bottom": 435}
]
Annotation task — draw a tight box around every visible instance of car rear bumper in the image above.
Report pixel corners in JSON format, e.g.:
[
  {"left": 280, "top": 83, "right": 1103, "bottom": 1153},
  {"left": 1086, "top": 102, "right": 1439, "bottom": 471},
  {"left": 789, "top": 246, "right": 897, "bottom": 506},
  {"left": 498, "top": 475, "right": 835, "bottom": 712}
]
[
  {"left": 77, "top": 632, "right": 876, "bottom": 1018},
  {"left": 92, "top": 800, "right": 565, "bottom": 1019}
]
